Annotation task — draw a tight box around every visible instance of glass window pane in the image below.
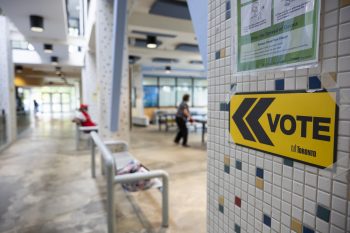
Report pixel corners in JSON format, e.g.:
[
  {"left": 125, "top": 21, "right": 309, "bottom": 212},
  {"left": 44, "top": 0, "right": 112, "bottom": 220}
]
[
  {"left": 177, "top": 78, "right": 193, "bottom": 86},
  {"left": 52, "top": 104, "right": 61, "bottom": 112},
  {"left": 52, "top": 94, "right": 61, "bottom": 103},
  {"left": 61, "top": 94, "right": 70, "bottom": 103},
  {"left": 159, "top": 78, "right": 175, "bottom": 86},
  {"left": 194, "top": 79, "right": 207, "bottom": 86},
  {"left": 42, "top": 94, "right": 50, "bottom": 103},
  {"left": 42, "top": 104, "right": 51, "bottom": 112},
  {"left": 159, "top": 86, "right": 176, "bottom": 107},
  {"left": 193, "top": 87, "right": 208, "bottom": 107},
  {"left": 62, "top": 105, "right": 70, "bottom": 112},
  {"left": 176, "top": 86, "right": 192, "bottom": 106},
  {"left": 143, "top": 86, "right": 158, "bottom": 107},
  {"left": 143, "top": 77, "right": 158, "bottom": 86}
]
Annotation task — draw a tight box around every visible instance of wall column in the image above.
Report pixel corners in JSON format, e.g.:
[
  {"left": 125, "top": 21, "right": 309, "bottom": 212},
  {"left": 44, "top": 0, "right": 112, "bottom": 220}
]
[
  {"left": 81, "top": 51, "right": 98, "bottom": 122},
  {"left": 131, "top": 64, "right": 144, "bottom": 117},
  {"left": 95, "top": 0, "right": 129, "bottom": 142},
  {"left": 0, "top": 16, "right": 17, "bottom": 149}
]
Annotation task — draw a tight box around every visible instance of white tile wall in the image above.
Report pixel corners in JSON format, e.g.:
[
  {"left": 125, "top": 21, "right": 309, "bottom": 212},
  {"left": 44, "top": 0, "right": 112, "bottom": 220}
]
[{"left": 207, "top": 0, "right": 350, "bottom": 232}]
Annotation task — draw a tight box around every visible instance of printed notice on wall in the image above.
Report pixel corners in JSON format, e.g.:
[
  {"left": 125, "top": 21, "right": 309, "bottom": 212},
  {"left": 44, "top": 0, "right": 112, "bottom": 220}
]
[{"left": 236, "top": 0, "right": 320, "bottom": 72}]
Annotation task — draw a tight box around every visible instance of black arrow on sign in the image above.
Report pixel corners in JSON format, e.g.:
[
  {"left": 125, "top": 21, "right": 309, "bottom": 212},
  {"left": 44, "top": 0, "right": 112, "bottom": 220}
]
[
  {"left": 232, "top": 98, "right": 257, "bottom": 142},
  {"left": 246, "top": 98, "right": 275, "bottom": 146}
]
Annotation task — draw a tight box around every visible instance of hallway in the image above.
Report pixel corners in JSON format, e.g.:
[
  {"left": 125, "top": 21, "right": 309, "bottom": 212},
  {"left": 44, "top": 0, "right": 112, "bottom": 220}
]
[{"left": 0, "top": 117, "right": 207, "bottom": 233}]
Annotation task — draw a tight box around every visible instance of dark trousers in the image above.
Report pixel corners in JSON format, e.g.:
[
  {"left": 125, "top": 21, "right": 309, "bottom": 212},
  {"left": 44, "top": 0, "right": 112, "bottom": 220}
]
[{"left": 174, "top": 117, "right": 188, "bottom": 145}]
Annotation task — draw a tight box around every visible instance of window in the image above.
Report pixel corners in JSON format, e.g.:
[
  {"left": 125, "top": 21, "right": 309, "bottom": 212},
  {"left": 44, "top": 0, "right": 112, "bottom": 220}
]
[
  {"left": 159, "top": 86, "right": 176, "bottom": 107},
  {"left": 159, "top": 78, "right": 176, "bottom": 107},
  {"left": 142, "top": 76, "right": 207, "bottom": 108},
  {"left": 143, "top": 77, "right": 158, "bottom": 86},
  {"left": 176, "top": 78, "right": 192, "bottom": 106},
  {"left": 193, "top": 79, "right": 208, "bottom": 107},
  {"left": 143, "top": 86, "right": 158, "bottom": 107}
]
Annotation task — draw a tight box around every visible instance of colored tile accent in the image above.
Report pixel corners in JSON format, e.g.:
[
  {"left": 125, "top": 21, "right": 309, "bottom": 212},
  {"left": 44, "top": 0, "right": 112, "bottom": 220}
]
[
  {"left": 220, "top": 48, "right": 226, "bottom": 58},
  {"left": 256, "top": 167, "right": 264, "bottom": 179},
  {"left": 219, "top": 204, "right": 224, "bottom": 213},
  {"left": 283, "top": 158, "right": 294, "bottom": 167},
  {"left": 308, "top": 76, "right": 321, "bottom": 89},
  {"left": 234, "top": 223, "right": 241, "bottom": 233},
  {"left": 218, "top": 196, "right": 224, "bottom": 213},
  {"left": 256, "top": 177, "right": 264, "bottom": 190},
  {"left": 341, "top": 0, "right": 350, "bottom": 7},
  {"left": 220, "top": 103, "right": 225, "bottom": 111},
  {"left": 220, "top": 102, "right": 229, "bottom": 111},
  {"left": 215, "top": 51, "right": 220, "bottom": 60},
  {"left": 224, "top": 155, "right": 230, "bottom": 165},
  {"left": 225, "top": 10, "right": 231, "bottom": 20},
  {"left": 234, "top": 196, "right": 241, "bottom": 207},
  {"left": 224, "top": 155, "right": 230, "bottom": 174},
  {"left": 224, "top": 165, "right": 230, "bottom": 174},
  {"left": 275, "top": 79, "right": 285, "bottom": 90},
  {"left": 321, "top": 72, "right": 337, "bottom": 89},
  {"left": 303, "top": 225, "right": 315, "bottom": 233},
  {"left": 219, "top": 196, "right": 224, "bottom": 205},
  {"left": 226, "top": 1, "right": 231, "bottom": 10},
  {"left": 263, "top": 214, "right": 271, "bottom": 227},
  {"left": 235, "top": 160, "right": 242, "bottom": 170},
  {"left": 291, "top": 218, "right": 302, "bottom": 233},
  {"left": 316, "top": 204, "right": 330, "bottom": 222}
]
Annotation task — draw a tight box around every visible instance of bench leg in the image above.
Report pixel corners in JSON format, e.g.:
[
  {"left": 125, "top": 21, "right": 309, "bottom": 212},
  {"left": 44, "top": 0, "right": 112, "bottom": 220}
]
[
  {"left": 101, "top": 154, "right": 105, "bottom": 176},
  {"left": 106, "top": 165, "right": 115, "bottom": 233},
  {"left": 76, "top": 127, "right": 80, "bottom": 150},
  {"left": 162, "top": 175, "right": 169, "bottom": 227},
  {"left": 91, "top": 139, "right": 96, "bottom": 178}
]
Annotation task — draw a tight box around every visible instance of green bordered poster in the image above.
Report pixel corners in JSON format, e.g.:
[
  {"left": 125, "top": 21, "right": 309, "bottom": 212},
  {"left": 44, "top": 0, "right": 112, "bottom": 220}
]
[{"left": 236, "top": 0, "right": 320, "bottom": 72}]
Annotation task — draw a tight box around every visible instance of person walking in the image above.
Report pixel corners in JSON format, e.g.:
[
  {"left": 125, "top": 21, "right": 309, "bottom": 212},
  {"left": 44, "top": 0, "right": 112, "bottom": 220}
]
[
  {"left": 174, "top": 94, "right": 193, "bottom": 147},
  {"left": 33, "top": 100, "right": 39, "bottom": 114}
]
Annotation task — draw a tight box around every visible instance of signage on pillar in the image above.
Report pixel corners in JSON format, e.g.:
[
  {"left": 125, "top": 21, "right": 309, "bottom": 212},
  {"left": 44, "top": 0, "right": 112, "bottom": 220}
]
[{"left": 229, "top": 91, "right": 338, "bottom": 168}]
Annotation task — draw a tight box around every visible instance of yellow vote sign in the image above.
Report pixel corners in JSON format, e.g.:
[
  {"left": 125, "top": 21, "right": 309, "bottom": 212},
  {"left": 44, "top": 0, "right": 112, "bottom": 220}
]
[{"left": 230, "top": 91, "right": 338, "bottom": 168}]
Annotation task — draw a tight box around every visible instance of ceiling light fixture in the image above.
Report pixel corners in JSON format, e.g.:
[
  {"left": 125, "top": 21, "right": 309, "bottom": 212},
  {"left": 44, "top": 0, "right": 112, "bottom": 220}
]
[
  {"left": 165, "top": 66, "right": 171, "bottom": 74},
  {"left": 44, "top": 44, "right": 53, "bottom": 53},
  {"left": 146, "top": 35, "right": 157, "bottom": 49},
  {"left": 51, "top": 56, "right": 59, "bottom": 65},
  {"left": 30, "top": 15, "right": 44, "bottom": 32},
  {"left": 15, "top": 65, "right": 23, "bottom": 73}
]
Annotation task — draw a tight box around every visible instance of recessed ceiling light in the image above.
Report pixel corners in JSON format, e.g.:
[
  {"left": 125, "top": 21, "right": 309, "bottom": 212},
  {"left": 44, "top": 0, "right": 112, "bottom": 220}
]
[
  {"left": 27, "top": 43, "right": 35, "bottom": 51},
  {"left": 165, "top": 66, "right": 171, "bottom": 74},
  {"left": 146, "top": 35, "right": 157, "bottom": 49},
  {"left": 51, "top": 56, "right": 59, "bottom": 65},
  {"left": 30, "top": 15, "right": 44, "bottom": 32},
  {"left": 44, "top": 44, "right": 53, "bottom": 53}
]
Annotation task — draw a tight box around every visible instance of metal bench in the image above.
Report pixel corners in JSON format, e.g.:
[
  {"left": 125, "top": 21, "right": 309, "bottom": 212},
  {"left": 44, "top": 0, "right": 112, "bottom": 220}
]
[
  {"left": 90, "top": 131, "right": 169, "bottom": 233},
  {"left": 75, "top": 125, "right": 98, "bottom": 150}
]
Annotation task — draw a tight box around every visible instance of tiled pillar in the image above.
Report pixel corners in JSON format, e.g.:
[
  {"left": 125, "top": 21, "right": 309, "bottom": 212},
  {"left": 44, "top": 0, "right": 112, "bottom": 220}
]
[
  {"left": 81, "top": 51, "right": 98, "bottom": 122},
  {"left": 131, "top": 64, "right": 144, "bottom": 117},
  {"left": 95, "top": 0, "right": 130, "bottom": 142},
  {"left": 0, "top": 16, "right": 17, "bottom": 148},
  {"left": 207, "top": 0, "right": 350, "bottom": 233}
]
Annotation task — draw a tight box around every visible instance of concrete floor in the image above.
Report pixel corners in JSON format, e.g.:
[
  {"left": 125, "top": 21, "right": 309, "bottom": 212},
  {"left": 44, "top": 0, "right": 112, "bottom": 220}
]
[{"left": 0, "top": 116, "right": 207, "bottom": 233}]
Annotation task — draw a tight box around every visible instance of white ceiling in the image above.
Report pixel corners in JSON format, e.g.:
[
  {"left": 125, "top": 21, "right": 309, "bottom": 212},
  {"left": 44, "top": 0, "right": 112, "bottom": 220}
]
[
  {"left": 1, "top": 0, "right": 204, "bottom": 80},
  {"left": 127, "top": 0, "right": 204, "bottom": 72},
  {"left": 0, "top": 0, "right": 68, "bottom": 40},
  {"left": 0, "top": 0, "right": 83, "bottom": 79}
]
